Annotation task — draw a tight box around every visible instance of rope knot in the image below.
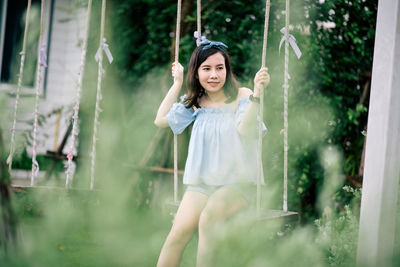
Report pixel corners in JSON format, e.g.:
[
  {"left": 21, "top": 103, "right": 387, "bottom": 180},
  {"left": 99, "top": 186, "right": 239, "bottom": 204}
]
[{"left": 32, "top": 160, "right": 40, "bottom": 180}]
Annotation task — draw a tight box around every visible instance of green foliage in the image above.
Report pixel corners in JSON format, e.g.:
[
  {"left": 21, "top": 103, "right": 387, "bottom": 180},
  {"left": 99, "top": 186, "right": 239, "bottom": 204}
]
[
  {"left": 108, "top": 0, "right": 178, "bottom": 85},
  {"left": 315, "top": 205, "right": 359, "bottom": 266},
  {"left": 315, "top": 186, "right": 361, "bottom": 266},
  {"left": 284, "top": 0, "right": 376, "bottom": 220},
  {"left": 11, "top": 148, "right": 65, "bottom": 173},
  {"left": 307, "top": 0, "right": 376, "bottom": 178}
]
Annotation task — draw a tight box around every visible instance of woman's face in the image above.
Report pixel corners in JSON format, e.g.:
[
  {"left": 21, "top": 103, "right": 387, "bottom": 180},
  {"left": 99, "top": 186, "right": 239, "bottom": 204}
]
[{"left": 197, "top": 52, "right": 227, "bottom": 94}]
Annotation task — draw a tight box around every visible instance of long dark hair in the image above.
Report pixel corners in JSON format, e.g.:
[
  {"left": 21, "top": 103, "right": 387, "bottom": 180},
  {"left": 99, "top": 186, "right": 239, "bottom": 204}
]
[{"left": 184, "top": 45, "right": 239, "bottom": 108}]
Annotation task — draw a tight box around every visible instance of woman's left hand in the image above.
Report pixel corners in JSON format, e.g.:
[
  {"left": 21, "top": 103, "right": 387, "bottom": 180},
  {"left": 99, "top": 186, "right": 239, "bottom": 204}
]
[{"left": 254, "top": 67, "right": 270, "bottom": 97}]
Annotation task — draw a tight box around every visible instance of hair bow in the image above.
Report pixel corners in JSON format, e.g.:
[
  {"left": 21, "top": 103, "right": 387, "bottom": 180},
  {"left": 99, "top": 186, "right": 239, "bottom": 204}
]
[
  {"left": 199, "top": 40, "right": 228, "bottom": 51},
  {"left": 194, "top": 31, "right": 206, "bottom": 46}
]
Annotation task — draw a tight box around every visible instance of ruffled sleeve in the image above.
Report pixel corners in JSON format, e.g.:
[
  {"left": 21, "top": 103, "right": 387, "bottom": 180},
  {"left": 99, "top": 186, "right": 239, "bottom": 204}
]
[
  {"left": 166, "top": 97, "right": 195, "bottom": 134},
  {"left": 235, "top": 97, "right": 268, "bottom": 136}
]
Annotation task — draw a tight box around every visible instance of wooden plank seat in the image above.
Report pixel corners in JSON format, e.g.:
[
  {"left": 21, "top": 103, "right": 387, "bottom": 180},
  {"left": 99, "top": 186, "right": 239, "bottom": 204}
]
[
  {"left": 133, "top": 166, "right": 184, "bottom": 175},
  {"left": 164, "top": 199, "right": 298, "bottom": 222}
]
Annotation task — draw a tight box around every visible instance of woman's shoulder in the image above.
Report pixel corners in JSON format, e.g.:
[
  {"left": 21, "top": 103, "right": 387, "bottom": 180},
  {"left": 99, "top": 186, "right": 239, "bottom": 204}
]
[
  {"left": 237, "top": 87, "right": 252, "bottom": 99},
  {"left": 234, "top": 87, "right": 252, "bottom": 110}
]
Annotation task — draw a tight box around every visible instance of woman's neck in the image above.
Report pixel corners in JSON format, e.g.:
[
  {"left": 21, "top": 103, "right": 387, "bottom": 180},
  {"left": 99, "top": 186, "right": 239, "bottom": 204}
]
[{"left": 205, "top": 90, "right": 226, "bottom": 104}]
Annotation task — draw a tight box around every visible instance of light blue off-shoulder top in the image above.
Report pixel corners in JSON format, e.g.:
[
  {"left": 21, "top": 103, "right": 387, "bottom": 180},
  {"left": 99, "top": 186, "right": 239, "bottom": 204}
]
[{"left": 166, "top": 96, "right": 267, "bottom": 186}]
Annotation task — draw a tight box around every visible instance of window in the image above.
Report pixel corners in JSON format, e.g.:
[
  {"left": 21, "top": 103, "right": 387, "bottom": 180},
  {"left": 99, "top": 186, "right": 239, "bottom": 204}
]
[{"left": 0, "top": 0, "right": 52, "bottom": 95}]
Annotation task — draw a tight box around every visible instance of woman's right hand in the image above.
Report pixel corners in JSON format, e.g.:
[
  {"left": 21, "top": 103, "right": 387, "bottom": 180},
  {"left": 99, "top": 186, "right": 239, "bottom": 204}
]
[
  {"left": 253, "top": 67, "right": 270, "bottom": 97},
  {"left": 172, "top": 61, "right": 184, "bottom": 86},
  {"left": 154, "top": 62, "right": 185, "bottom": 127}
]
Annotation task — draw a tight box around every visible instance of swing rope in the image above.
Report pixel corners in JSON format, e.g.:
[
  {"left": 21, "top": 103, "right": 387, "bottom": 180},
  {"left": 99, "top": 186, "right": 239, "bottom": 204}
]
[
  {"left": 280, "top": 0, "right": 303, "bottom": 212},
  {"left": 90, "top": 0, "right": 111, "bottom": 190},
  {"left": 172, "top": 0, "right": 182, "bottom": 204},
  {"left": 7, "top": 0, "right": 32, "bottom": 172},
  {"left": 257, "top": 0, "right": 271, "bottom": 216},
  {"left": 197, "top": 0, "right": 201, "bottom": 37},
  {"left": 282, "top": 0, "right": 290, "bottom": 213},
  {"left": 30, "top": 0, "right": 47, "bottom": 186},
  {"left": 65, "top": 0, "right": 93, "bottom": 187}
]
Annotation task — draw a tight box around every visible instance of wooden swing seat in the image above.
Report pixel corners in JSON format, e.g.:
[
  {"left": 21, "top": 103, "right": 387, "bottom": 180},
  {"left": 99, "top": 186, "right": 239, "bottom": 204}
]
[
  {"left": 164, "top": 199, "right": 298, "bottom": 222},
  {"left": 10, "top": 184, "right": 100, "bottom": 194},
  {"left": 133, "top": 166, "right": 184, "bottom": 175},
  {"left": 257, "top": 209, "right": 298, "bottom": 221}
]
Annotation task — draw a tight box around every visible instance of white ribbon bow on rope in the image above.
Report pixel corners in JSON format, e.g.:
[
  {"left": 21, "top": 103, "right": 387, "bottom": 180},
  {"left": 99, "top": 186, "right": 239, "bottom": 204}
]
[
  {"left": 95, "top": 38, "right": 113, "bottom": 64},
  {"left": 32, "top": 159, "right": 40, "bottom": 178},
  {"left": 6, "top": 153, "right": 12, "bottom": 166},
  {"left": 194, "top": 31, "right": 206, "bottom": 46},
  {"left": 279, "top": 27, "right": 302, "bottom": 59},
  {"left": 40, "top": 42, "right": 48, "bottom": 67}
]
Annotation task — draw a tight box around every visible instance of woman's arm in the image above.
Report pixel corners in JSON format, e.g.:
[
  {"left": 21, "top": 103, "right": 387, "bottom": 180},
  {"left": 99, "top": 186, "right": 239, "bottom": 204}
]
[
  {"left": 154, "top": 62, "right": 184, "bottom": 127},
  {"left": 237, "top": 67, "right": 270, "bottom": 136}
]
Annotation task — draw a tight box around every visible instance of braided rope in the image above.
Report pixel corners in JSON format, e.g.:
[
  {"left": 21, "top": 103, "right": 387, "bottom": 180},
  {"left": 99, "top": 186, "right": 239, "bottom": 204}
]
[
  {"left": 65, "top": 0, "right": 93, "bottom": 187},
  {"left": 257, "top": 0, "right": 271, "bottom": 216},
  {"left": 283, "top": 0, "right": 290, "bottom": 212},
  {"left": 197, "top": 0, "right": 201, "bottom": 37},
  {"left": 261, "top": 0, "right": 270, "bottom": 69},
  {"left": 174, "top": 0, "right": 181, "bottom": 63},
  {"left": 90, "top": 0, "right": 107, "bottom": 190},
  {"left": 173, "top": 0, "right": 182, "bottom": 203},
  {"left": 30, "top": 0, "right": 46, "bottom": 186},
  {"left": 7, "top": 0, "right": 32, "bottom": 172}
]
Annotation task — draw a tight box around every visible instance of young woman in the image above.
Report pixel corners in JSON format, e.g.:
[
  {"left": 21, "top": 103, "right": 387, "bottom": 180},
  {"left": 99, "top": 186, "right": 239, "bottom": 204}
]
[{"left": 154, "top": 39, "right": 270, "bottom": 267}]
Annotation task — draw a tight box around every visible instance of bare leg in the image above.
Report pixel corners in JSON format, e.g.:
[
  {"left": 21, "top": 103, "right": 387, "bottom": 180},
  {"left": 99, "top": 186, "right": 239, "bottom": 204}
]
[
  {"left": 196, "top": 188, "right": 249, "bottom": 267},
  {"left": 157, "top": 191, "right": 208, "bottom": 267}
]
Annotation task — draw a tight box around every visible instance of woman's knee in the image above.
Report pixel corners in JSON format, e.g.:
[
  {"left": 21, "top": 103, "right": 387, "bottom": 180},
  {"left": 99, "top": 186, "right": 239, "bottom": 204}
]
[
  {"left": 166, "top": 191, "right": 208, "bottom": 245},
  {"left": 198, "top": 203, "right": 225, "bottom": 232}
]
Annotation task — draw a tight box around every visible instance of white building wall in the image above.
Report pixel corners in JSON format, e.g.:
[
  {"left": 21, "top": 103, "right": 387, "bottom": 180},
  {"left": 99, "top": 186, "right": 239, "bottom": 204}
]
[
  {"left": 46, "top": 0, "right": 86, "bottom": 107},
  {"left": 38, "top": 0, "right": 87, "bottom": 155}
]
